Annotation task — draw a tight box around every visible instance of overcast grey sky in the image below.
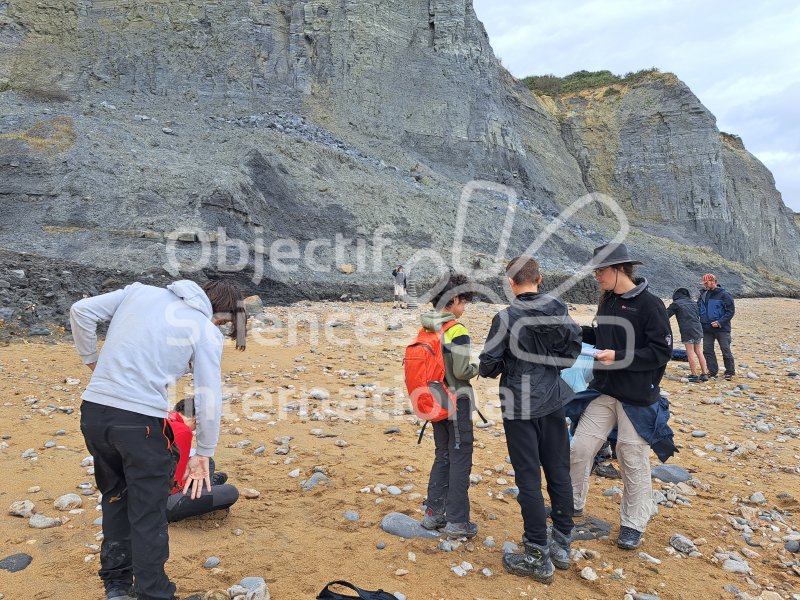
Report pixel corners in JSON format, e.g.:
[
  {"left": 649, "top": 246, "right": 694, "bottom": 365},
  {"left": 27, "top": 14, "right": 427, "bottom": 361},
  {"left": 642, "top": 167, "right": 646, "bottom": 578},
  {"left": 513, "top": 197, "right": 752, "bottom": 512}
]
[{"left": 473, "top": 0, "right": 800, "bottom": 212}]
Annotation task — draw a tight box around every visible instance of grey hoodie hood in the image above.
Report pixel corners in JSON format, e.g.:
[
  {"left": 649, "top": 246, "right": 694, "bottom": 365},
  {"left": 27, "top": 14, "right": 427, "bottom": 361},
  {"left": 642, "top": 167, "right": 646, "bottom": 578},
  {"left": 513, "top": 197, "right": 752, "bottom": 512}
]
[
  {"left": 167, "top": 280, "right": 213, "bottom": 317},
  {"left": 421, "top": 311, "right": 457, "bottom": 331}
]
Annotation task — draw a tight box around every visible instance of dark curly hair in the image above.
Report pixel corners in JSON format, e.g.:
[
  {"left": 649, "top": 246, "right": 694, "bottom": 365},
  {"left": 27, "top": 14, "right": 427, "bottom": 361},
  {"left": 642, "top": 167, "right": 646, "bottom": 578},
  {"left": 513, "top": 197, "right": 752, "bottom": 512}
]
[{"left": 430, "top": 271, "right": 475, "bottom": 311}]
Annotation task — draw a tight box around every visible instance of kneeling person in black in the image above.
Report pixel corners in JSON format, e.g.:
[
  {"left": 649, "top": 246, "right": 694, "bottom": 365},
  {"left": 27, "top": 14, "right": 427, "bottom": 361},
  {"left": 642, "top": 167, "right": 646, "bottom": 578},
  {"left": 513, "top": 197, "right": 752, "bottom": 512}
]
[
  {"left": 166, "top": 399, "right": 239, "bottom": 522},
  {"left": 479, "top": 256, "right": 581, "bottom": 582}
]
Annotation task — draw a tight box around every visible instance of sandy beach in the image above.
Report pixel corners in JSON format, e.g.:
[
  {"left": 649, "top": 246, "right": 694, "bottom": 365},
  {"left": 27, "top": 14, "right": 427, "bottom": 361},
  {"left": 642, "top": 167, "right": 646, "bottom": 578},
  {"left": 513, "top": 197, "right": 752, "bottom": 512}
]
[{"left": 2, "top": 297, "right": 800, "bottom": 600}]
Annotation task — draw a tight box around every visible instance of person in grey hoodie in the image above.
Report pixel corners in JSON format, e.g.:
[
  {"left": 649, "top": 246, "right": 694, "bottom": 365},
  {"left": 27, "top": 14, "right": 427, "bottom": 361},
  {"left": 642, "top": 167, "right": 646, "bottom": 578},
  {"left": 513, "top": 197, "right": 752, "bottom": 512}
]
[{"left": 70, "top": 279, "right": 246, "bottom": 600}]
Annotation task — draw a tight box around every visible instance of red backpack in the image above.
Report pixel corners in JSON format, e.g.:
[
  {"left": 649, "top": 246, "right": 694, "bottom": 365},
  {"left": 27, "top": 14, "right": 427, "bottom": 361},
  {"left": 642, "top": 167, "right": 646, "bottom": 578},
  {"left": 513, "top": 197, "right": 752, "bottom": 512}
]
[{"left": 404, "top": 320, "right": 458, "bottom": 424}]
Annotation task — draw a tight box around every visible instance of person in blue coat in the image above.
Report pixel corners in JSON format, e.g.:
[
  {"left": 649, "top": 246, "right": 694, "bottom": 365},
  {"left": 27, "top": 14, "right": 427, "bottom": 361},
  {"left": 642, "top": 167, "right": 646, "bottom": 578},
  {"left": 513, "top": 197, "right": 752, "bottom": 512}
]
[{"left": 697, "top": 274, "right": 736, "bottom": 380}]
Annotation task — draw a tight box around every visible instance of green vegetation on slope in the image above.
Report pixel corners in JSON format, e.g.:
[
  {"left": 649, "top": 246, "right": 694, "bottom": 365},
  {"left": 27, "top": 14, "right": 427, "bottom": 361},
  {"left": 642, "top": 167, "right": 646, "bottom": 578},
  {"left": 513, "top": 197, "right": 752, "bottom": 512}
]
[{"left": 522, "top": 68, "right": 661, "bottom": 96}]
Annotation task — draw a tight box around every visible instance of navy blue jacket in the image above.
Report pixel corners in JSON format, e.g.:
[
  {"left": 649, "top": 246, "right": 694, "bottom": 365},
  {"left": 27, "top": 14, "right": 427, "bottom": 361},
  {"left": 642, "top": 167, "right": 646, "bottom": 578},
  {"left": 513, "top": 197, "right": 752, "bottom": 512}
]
[
  {"left": 565, "top": 389, "right": 676, "bottom": 462},
  {"left": 698, "top": 286, "right": 735, "bottom": 333}
]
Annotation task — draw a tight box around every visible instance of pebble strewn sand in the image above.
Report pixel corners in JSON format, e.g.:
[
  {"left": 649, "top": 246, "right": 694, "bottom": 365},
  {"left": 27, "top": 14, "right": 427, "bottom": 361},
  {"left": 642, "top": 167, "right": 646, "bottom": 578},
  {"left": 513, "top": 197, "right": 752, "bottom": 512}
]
[{"left": 1, "top": 297, "right": 800, "bottom": 600}]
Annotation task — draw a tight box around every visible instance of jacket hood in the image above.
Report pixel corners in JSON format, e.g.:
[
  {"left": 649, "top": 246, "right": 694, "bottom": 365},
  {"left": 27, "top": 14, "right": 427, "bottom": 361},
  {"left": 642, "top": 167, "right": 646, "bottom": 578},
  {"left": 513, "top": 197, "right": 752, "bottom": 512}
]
[
  {"left": 672, "top": 287, "right": 691, "bottom": 301},
  {"left": 167, "top": 280, "right": 213, "bottom": 317},
  {"left": 621, "top": 277, "right": 649, "bottom": 299},
  {"left": 512, "top": 292, "right": 568, "bottom": 316},
  {"left": 510, "top": 292, "right": 572, "bottom": 332},
  {"left": 421, "top": 311, "right": 457, "bottom": 331}
]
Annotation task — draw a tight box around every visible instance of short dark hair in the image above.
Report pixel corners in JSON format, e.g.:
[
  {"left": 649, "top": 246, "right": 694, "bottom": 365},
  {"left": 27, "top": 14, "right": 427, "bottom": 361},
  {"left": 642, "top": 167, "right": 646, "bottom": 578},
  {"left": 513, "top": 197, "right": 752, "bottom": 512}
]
[
  {"left": 506, "top": 255, "right": 541, "bottom": 285},
  {"left": 202, "top": 280, "right": 247, "bottom": 351},
  {"left": 430, "top": 271, "right": 475, "bottom": 310},
  {"left": 174, "top": 398, "right": 194, "bottom": 417}
]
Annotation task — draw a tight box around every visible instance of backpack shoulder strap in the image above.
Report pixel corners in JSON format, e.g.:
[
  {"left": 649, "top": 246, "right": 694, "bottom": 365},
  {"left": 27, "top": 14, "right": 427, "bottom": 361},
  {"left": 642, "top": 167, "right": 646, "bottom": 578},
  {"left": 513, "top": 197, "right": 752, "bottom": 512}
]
[
  {"left": 441, "top": 319, "right": 459, "bottom": 332},
  {"left": 317, "top": 580, "right": 363, "bottom": 599}
]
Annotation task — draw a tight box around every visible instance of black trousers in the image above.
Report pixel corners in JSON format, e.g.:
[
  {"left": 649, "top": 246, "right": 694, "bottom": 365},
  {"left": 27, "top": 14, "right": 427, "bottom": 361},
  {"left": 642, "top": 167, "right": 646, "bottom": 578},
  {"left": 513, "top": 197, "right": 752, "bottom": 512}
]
[
  {"left": 166, "top": 482, "right": 239, "bottom": 522},
  {"left": 80, "top": 401, "right": 177, "bottom": 600},
  {"left": 426, "top": 397, "right": 474, "bottom": 524},
  {"left": 503, "top": 407, "right": 574, "bottom": 546}
]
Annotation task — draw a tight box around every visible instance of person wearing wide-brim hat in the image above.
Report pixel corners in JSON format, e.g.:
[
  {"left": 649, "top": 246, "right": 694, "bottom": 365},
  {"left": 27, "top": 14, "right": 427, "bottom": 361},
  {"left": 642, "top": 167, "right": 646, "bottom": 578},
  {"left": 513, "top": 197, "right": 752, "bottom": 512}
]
[{"left": 569, "top": 242, "right": 673, "bottom": 551}]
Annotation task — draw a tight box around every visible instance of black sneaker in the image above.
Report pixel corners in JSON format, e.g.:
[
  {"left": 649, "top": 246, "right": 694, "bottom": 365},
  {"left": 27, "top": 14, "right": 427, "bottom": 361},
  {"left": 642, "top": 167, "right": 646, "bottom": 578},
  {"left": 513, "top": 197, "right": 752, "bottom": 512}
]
[
  {"left": 617, "top": 526, "right": 643, "bottom": 550},
  {"left": 211, "top": 471, "right": 228, "bottom": 486},
  {"left": 503, "top": 542, "right": 555, "bottom": 582},
  {"left": 105, "top": 583, "right": 135, "bottom": 600},
  {"left": 421, "top": 506, "right": 446, "bottom": 530},
  {"left": 699, "top": 374, "right": 709, "bottom": 382},
  {"left": 594, "top": 463, "right": 621, "bottom": 479},
  {"left": 443, "top": 521, "right": 478, "bottom": 539},
  {"left": 547, "top": 528, "right": 571, "bottom": 570}
]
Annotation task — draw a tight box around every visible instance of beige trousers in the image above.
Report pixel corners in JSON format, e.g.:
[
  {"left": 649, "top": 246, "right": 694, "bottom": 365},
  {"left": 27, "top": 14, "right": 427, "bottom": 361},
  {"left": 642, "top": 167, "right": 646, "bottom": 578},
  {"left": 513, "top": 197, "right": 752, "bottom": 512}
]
[{"left": 570, "top": 394, "right": 655, "bottom": 532}]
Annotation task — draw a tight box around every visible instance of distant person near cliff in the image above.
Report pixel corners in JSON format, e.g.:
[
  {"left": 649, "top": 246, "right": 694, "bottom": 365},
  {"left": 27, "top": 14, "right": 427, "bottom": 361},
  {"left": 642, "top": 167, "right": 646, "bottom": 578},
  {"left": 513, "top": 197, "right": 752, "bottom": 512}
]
[
  {"left": 392, "top": 265, "right": 407, "bottom": 309},
  {"left": 667, "top": 288, "right": 708, "bottom": 382},
  {"left": 698, "top": 274, "right": 736, "bottom": 380}
]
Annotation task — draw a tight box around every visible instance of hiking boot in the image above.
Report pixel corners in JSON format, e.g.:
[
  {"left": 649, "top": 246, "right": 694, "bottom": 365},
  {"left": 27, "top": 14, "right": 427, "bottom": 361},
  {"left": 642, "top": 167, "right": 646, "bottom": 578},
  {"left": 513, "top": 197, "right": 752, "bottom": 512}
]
[
  {"left": 443, "top": 521, "right": 478, "bottom": 539},
  {"left": 211, "top": 471, "right": 228, "bottom": 486},
  {"left": 573, "top": 507, "right": 584, "bottom": 518},
  {"left": 105, "top": 583, "right": 134, "bottom": 600},
  {"left": 503, "top": 542, "right": 555, "bottom": 582},
  {"left": 547, "top": 527, "right": 572, "bottom": 570},
  {"left": 421, "top": 512, "right": 446, "bottom": 531},
  {"left": 617, "top": 526, "right": 643, "bottom": 550},
  {"left": 594, "top": 462, "right": 621, "bottom": 479}
]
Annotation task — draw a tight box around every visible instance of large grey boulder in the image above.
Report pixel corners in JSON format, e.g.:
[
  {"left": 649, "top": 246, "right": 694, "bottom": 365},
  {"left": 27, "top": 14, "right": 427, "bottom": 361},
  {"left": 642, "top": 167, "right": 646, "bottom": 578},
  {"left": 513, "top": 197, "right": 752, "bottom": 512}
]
[
  {"left": 380, "top": 512, "right": 440, "bottom": 539},
  {"left": 651, "top": 464, "right": 691, "bottom": 484}
]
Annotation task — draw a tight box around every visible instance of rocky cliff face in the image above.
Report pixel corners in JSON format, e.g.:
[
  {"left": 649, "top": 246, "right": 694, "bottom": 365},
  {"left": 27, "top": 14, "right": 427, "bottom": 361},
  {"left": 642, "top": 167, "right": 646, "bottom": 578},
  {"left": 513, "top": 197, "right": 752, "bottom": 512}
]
[
  {"left": 556, "top": 76, "right": 800, "bottom": 278},
  {"left": 0, "top": 0, "right": 798, "bottom": 331}
]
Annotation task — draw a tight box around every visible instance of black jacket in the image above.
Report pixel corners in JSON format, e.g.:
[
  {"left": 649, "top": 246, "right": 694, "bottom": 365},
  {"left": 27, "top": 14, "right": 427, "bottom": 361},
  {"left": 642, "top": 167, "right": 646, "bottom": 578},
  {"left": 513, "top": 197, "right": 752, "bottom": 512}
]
[
  {"left": 666, "top": 288, "right": 703, "bottom": 342},
  {"left": 479, "top": 292, "right": 581, "bottom": 420},
  {"left": 582, "top": 278, "right": 672, "bottom": 407}
]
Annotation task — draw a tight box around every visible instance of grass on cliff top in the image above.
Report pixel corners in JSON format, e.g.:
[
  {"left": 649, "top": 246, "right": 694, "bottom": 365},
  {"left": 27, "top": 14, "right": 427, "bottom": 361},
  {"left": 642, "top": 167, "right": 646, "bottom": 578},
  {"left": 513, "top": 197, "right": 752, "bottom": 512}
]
[{"left": 522, "top": 68, "right": 662, "bottom": 96}]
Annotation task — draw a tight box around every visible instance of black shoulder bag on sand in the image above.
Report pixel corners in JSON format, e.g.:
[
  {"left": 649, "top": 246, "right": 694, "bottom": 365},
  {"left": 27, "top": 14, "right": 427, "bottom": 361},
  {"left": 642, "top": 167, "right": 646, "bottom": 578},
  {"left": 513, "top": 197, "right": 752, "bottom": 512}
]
[{"left": 317, "top": 580, "right": 397, "bottom": 600}]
